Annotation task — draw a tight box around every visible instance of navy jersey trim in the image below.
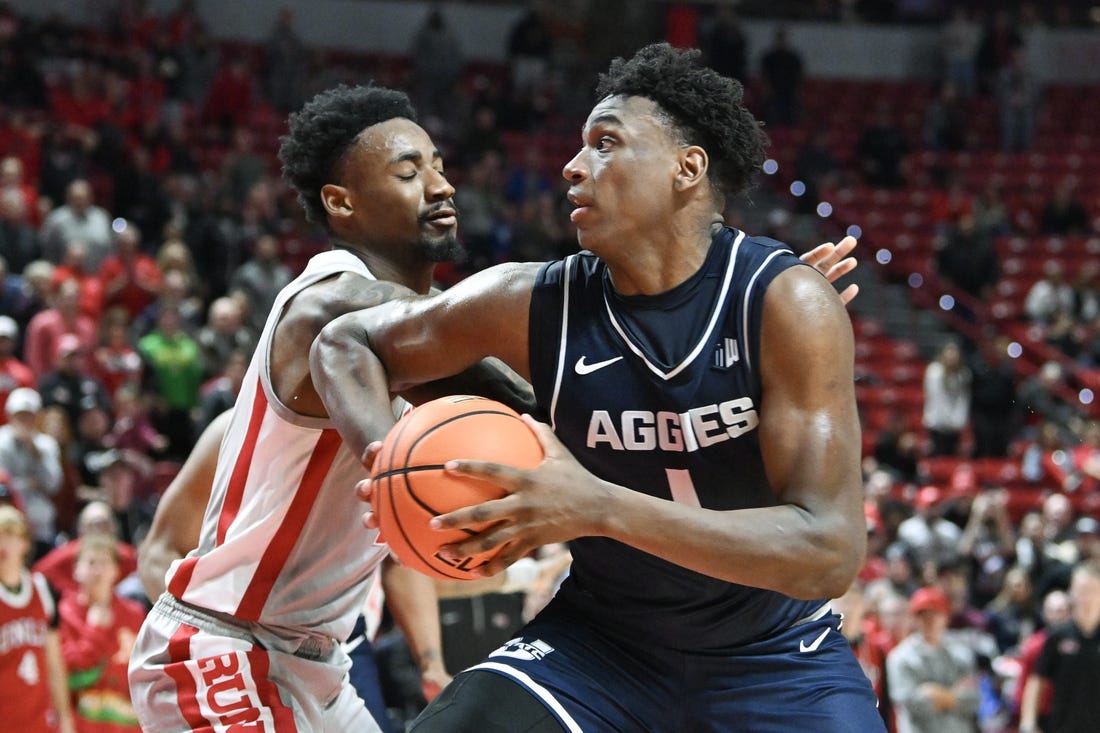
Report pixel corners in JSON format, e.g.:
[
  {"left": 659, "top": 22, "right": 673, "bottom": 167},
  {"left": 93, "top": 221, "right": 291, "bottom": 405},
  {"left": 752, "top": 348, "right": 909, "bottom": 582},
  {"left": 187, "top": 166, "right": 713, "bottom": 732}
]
[
  {"left": 741, "top": 246, "right": 795, "bottom": 374},
  {"left": 602, "top": 229, "right": 745, "bottom": 381},
  {"left": 548, "top": 256, "right": 575, "bottom": 431},
  {"left": 467, "top": 661, "right": 586, "bottom": 732}
]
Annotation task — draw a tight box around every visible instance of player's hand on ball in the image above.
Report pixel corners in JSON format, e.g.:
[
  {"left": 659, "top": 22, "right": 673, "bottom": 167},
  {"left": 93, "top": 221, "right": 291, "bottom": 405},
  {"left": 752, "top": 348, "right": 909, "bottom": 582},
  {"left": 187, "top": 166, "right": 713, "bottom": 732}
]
[
  {"left": 357, "top": 442, "right": 383, "bottom": 529},
  {"left": 430, "top": 415, "right": 609, "bottom": 577}
]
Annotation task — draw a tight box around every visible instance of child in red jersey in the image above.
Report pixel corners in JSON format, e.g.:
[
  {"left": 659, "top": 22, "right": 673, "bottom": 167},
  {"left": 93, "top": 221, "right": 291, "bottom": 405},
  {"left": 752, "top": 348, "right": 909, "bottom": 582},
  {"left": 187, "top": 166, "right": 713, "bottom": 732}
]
[
  {"left": 0, "top": 504, "right": 75, "bottom": 732},
  {"left": 58, "top": 533, "right": 145, "bottom": 732}
]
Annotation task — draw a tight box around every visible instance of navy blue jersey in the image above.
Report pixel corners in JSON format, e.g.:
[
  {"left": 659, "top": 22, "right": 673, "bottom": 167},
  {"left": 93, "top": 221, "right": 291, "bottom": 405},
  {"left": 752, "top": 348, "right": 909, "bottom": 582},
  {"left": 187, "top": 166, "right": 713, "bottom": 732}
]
[{"left": 528, "top": 227, "right": 824, "bottom": 652}]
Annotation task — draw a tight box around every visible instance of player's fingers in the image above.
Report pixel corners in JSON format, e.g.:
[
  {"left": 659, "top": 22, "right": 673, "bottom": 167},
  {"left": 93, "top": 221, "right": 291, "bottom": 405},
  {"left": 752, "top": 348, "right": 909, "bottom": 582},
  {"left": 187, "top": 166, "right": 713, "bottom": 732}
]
[
  {"left": 434, "top": 536, "right": 504, "bottom": 568},
  {"left": 521, "top": 414, "right": 564, "bottom": 459},
  {"left": 475, "top": 553, "right": 527, "bottom": 579},
  {"left": 444, "top": 458, "right": 527, "bottom": 491},
  {"left": 825, "top": 255, "right": 857, "bottom": 283},
  {"left": 834, "top": 234, "right": 858, "bottom": 259},
  {"left": 838, "top": 283, "right": 860, "bottom": 306},
  {"left": 357, "top": 481, "right": 380, "bottom": 512},
  {"left": 799, "top": 241, "right": 835, "bottom": 267},
  {"left": 439, "top": 534, "right": 527, "bottom": 576},
  {"left": 361, "top": 441, "right": 383, "bottom": 471},
  {"left": 362, "top": 511, "right": 380, "bottom": 530},
  {"left": 489, "top": 542, "right": 539, "bottom": 576},
  {"left": 430, "top": 495, "right": 515, "bottom": 531}
]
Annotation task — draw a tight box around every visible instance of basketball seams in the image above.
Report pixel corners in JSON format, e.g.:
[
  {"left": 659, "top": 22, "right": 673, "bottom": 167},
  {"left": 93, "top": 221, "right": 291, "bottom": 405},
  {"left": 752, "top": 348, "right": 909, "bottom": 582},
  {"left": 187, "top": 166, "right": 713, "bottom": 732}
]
[
  {"left": 388, "top": 468, "right": 473, "bottom": 581},
  {"left": 373, "top": 397, "right": 542, "bottom": 580},
  {"left": 383, "top": 407, "right": 519, "bottom": 581},
  {"left": 401, "top": 410, "right": 523, "bottom": 515},
  {"left": 372, "top": 464, "right": 447, "bottom": 481}
]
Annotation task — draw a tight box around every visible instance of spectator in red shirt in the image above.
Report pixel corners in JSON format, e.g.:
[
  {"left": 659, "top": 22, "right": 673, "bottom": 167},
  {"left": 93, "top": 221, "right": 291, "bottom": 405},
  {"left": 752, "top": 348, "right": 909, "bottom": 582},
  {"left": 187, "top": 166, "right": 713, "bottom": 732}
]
[
  {"left": 201, "top": 56, "right": 255, "bottom": 132},
  {"left": 929, "top": 170, "right": 974, "bottom": 232},
  {"left": 32, "top": 501, "right": 138, "bottom": 601},
  {"left": 57, "top": 532, "right": 145, "bottom": 732},
  {"left": 91, "top": 312, "right": 143, "bottom": 400},
  {"left": 1069, "top": 420, "right": 1100, "bottom": 494},
  {"left": 23, "top": 279, "right": 97, "bottom": 376},
  {"left": 48, "top": 66, "right": 110, "bottom": 131},
  {"left": 835, "top": 580, "right": 893, "bottom": 731},
  {"left": 1011, "top": 589, "right": 1070, "bottom": 729},
  {"left": 103, "top": 384, "right": 167, "bottom": 458},
  {"left": 98, "top": 223, "right": 161, "bottom": 320},
  {"left": 50, "top": 241, "right": 105, "bottom": 320},
  {"left": 1, "top": 154, "right": 42, "bottom": 227}
]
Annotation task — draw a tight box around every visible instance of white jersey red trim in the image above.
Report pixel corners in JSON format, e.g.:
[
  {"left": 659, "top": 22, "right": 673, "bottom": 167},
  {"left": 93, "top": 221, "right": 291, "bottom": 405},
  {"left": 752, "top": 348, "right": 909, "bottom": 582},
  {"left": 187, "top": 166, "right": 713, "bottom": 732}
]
[{"left": 165, "top": 249, "right": 402, "bottom": 642}]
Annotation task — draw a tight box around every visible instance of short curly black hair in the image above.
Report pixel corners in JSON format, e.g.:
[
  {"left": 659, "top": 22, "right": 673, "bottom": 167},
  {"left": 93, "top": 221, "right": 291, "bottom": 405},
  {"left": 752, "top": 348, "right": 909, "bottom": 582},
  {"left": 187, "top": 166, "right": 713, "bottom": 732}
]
[
  {"left": 279, "top": 84, "right": 417, "bottom": 226},
  {"left": 595, "top": 42, "right": 767, "bottom": 198}
]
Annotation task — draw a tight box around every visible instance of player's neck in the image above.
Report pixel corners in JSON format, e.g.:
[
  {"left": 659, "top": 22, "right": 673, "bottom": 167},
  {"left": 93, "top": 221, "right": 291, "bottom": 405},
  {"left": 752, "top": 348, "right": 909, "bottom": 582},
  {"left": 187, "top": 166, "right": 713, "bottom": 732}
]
[
  {"left": 331, "top": 242, "right": 435, "bottom": 295},
  {"left": 604, "top": 218, "right": 722, "bottom": 296}
]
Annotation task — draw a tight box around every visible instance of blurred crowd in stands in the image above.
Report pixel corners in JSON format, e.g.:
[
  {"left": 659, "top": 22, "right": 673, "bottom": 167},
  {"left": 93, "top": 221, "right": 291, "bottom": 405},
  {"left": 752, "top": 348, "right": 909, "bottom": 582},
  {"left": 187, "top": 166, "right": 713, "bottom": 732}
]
[{"left": 1, "top": 1, "right": 1100, "bottom": 731}]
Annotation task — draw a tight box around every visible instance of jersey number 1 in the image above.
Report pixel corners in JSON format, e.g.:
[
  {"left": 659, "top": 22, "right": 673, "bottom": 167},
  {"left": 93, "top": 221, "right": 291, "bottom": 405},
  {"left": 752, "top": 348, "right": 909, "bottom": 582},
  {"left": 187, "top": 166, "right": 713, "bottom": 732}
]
[{"left": 666, "top": 468, "right": 701, "bottom": 507}]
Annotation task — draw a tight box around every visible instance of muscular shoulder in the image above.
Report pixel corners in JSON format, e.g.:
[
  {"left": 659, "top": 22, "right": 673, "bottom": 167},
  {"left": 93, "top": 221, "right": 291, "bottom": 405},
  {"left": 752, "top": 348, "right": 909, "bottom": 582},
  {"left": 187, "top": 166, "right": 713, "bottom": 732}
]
[
  {"left": 292, "top": 273, "right": 416, "bottom": 327},
  {"left": 278, "top": 273, "right": 416, "bottom": 348},
  {"left": 763, "top": 264, "right": 849, "bottom": 332},
  {"left": 478, "top": 261, "right": 542, "bottom": 296},
  {"left": 429, "top": 261, "right": 542, "bottom": 322},
  {"left": 270, "top": 273, "right": 420, "bottom": 412},
  {"left": 760, "top": 265, "right": 854, "bottom": 389}
]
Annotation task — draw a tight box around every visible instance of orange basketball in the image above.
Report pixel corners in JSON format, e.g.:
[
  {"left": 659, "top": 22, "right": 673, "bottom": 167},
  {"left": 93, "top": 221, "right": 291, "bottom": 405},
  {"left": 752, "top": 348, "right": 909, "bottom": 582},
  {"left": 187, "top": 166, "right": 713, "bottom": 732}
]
[{"left": 372, "top": 395, "right": 543, "bottom": 580}]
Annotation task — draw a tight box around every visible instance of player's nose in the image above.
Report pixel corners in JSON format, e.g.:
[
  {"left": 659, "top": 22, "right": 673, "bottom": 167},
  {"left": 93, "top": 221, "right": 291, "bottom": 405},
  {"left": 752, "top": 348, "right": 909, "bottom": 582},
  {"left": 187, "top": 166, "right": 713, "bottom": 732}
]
[
  {"left": 562, "top": 149, "right": 588, "bottom": 183},
  {"left": 426, "top": 167, "right": 455, "bottom": 201}
]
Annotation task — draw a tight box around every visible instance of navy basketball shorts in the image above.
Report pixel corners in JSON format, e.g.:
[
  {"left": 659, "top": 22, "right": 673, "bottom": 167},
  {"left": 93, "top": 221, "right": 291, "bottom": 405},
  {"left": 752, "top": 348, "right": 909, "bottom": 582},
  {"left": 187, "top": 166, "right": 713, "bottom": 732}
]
[{"left": 420, "top": 601, "right": 886, "bottom": 732}]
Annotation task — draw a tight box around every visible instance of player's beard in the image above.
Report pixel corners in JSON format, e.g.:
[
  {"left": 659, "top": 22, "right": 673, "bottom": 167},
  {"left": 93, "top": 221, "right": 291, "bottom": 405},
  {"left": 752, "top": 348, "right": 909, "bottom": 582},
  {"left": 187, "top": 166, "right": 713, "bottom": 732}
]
[{"left": 418, "top": 228, "right": 464, "bottom": 263}]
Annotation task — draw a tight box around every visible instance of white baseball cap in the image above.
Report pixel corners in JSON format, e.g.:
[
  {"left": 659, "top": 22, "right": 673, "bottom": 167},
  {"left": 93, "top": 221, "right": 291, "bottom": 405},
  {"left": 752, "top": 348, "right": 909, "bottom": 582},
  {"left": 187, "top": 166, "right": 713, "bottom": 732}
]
[
  {"left": 5, "top": 387, "right": 41, "bottom": 416},
  {"left": 0, "top": 316, "right": 16, "bottom": 340}
]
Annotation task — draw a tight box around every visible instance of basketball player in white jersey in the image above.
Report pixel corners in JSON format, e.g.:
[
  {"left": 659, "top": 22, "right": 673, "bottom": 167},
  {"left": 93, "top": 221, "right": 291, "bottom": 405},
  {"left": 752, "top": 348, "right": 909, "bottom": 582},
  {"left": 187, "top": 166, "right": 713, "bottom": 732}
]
[
  {"left": 135, "top": 410, "right": 561, "bottom": 731},
  {"left": 127, "top": 84, "right": 529, "bottom": 732}
]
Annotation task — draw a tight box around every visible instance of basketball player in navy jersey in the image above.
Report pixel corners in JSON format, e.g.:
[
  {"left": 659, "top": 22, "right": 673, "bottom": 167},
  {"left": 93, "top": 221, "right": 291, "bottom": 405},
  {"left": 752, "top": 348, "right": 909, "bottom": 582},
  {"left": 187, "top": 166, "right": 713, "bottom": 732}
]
[{"left": 312, "top": 43, "right": 885, "bottom": 731}]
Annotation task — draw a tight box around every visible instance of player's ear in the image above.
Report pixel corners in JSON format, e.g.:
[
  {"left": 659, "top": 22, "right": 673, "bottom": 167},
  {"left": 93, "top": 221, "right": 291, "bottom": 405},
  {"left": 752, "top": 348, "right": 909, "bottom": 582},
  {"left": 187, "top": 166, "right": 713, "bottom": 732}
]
[
  {"left": 675, "top": 145, "right": 708, "bottom": 193},
  {"left": 321, "top": 184, "right": 353, "bottom": 219}
]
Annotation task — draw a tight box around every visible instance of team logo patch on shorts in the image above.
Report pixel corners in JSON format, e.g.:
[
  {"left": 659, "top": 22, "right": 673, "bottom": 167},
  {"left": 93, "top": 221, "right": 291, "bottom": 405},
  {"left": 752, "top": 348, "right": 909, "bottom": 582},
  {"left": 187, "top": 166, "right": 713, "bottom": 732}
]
[{"left": 488, "top": 638, "right": 555, "bottom": 662}]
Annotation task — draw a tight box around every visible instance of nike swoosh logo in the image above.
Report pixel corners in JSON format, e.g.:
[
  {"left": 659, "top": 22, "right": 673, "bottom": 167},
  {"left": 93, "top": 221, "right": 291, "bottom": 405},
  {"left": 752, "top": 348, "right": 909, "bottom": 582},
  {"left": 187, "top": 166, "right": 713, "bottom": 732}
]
[
  {"left": 574, "top": 355, "right": 624, "bottom": 375},
  {"left": 799, "top": 627, "right": 831, "bottom": 653}
]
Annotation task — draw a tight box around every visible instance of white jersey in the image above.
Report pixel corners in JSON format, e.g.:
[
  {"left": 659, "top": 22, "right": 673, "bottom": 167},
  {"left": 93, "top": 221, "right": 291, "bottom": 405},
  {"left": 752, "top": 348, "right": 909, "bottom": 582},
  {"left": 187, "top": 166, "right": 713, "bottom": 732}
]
[{"left": 165, "top": 249, "right": 403, "bottom": 642}]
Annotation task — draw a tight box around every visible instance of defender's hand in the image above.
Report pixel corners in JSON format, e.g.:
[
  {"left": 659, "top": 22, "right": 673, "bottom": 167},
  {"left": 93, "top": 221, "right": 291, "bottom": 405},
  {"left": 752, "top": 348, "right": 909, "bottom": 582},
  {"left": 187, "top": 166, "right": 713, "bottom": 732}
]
[{"left": 800, "top": 235, "right": 859, "bottom": 305}]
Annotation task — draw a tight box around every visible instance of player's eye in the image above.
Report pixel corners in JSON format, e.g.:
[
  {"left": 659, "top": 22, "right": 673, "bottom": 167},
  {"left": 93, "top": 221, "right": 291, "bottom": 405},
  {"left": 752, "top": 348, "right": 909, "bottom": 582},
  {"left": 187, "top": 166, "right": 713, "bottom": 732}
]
[{"left": 594, "top": 136, "right": 615, "bottom": 152}]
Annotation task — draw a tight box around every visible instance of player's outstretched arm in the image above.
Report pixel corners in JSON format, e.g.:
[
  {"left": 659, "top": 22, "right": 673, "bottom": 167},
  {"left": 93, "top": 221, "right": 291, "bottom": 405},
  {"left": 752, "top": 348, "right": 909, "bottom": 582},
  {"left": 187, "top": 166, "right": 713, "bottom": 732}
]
[
  {"left": 137, "top": 411, "right": 230, "bottom": 601},
  {"left": 400, "top": 356, "right": 537, "bottom": 417},
  {"left": 311, "top": 262, "right": 539, "bottom": 462},
  {"left": 381, "top": 558, "right": 450, "bottom": 701},
  {"left": 428, "top": 266, "right": 864, "bottom": 600}
]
